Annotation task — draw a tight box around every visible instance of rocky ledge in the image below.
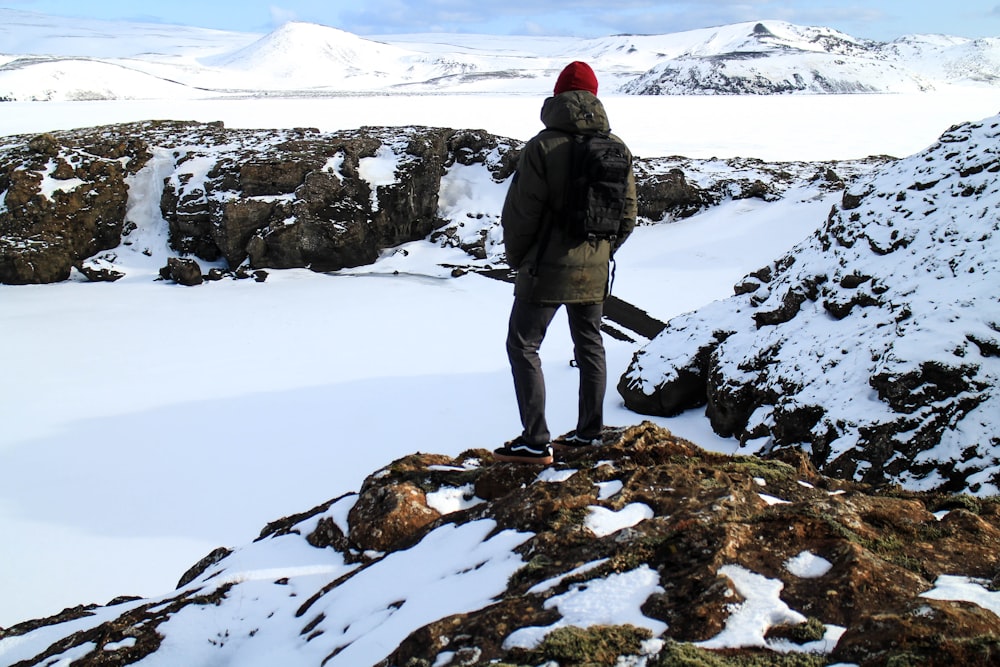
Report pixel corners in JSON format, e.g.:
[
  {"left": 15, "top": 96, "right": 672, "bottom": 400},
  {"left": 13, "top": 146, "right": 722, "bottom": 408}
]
[
  {"left": 0, "top": 120, "right": 874, "bottom": 285},
  {"left": 2, "top": 423, "right": 999, "bottom": 666}
]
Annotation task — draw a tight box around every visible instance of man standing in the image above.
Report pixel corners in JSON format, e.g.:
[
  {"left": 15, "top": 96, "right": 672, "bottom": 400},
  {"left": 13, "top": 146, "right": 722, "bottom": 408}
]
[{"left": 495, "top": 61, "right": 637, "bottom": 464}]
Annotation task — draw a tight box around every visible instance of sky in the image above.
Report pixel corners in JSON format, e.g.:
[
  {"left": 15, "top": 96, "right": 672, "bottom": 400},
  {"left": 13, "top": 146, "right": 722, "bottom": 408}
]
[{"left": 1, "top": 0, "right": 999, "bottom": 41}]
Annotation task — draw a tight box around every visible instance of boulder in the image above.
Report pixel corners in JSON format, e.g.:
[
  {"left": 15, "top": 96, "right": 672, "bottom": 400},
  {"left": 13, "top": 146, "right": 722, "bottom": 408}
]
[{"left": 159, "top": 257, "right": 203, "bottom": 286}]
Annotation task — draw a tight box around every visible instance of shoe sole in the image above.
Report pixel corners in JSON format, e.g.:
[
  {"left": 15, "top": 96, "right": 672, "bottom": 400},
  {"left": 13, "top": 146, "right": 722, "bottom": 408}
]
[{"left": 493, "top": 452, "right": 554, "bottom": 465}]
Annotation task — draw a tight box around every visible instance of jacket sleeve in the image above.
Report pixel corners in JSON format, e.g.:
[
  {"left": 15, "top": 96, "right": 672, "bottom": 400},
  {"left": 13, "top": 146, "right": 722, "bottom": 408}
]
[
  {"left": 501, "top": 140, "right": 549, "bottom": 269},
  {"left": 613, "top": 141, "right": 638, "bottom": 255}
]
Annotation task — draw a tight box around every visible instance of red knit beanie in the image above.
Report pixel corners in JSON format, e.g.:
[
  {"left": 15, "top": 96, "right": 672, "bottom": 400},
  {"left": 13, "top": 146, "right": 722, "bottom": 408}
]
[{"left": 554, "top": 61, "right": 598, "bottom": 96}]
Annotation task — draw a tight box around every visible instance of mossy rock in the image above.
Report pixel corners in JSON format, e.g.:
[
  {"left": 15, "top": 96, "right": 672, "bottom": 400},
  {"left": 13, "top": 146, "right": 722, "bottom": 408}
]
[
  {"left": 650, "top": 640, "right": 827, "bottom": 666},
  {"left": 520, "top": 624, "right": 653, "bottom": 666}
]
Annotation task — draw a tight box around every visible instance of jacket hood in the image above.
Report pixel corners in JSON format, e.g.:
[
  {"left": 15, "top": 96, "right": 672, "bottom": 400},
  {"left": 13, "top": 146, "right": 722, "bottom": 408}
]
[{"left": 540, "top": 90, "right": 611, "bottom": 135}]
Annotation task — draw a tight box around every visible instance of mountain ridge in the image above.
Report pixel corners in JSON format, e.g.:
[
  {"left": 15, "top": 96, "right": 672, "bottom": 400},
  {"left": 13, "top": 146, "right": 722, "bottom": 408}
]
[{"left": 1, "top": 10, "right": 998, "bottom": 98}]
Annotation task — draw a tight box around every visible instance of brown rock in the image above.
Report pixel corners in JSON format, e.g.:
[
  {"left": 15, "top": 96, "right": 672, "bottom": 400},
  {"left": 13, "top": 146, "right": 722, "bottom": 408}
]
[{"left": 348, "top": 481, "right": 441, "bottom": 552}]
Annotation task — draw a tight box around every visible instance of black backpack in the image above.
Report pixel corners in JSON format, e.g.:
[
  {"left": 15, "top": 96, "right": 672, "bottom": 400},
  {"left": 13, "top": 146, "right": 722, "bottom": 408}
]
[{"left": 559, "top": 131, "right": 632, "bottom": 241}]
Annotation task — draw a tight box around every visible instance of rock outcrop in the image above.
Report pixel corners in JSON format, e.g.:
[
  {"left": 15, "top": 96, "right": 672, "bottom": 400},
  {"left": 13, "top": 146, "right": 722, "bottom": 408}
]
[
  {"left": 1, "top": 120, "right": 876, "bottom": 285},
  {"left": 0, "top": 130, "right": 150, "bottom": 284},
  {"left": 619, "top": 115, "right": 1000, "bottom": 495},
  {"left": 0, "top": 121, "right": 523, "bottom": 284},
  {"left": 3, "top": 423, "right": 1000, "bottom": 666}
]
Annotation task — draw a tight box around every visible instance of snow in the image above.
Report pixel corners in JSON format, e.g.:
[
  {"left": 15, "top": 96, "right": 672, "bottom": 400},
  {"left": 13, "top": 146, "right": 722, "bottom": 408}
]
[
  {"left": 3, "top": 12, "right": 998, "bottom": 99},
  {"left": 1, "top": 90, "right": 993, "bottom": 630},
  {"left": 358, "top": 144, "right": 400, "bottom": 211},
  {"left": 920, "top": 575, "right": 1000, "bottom": 616},
  {"left": 0, "top": 519, "right": 532, "bottom": 666},
  {"left": 0, "top": 11, "right": 998, "bottom": 658},
  {"left": 596, "top": 480, "right": 623, "bottom": 500},
  {"left": 537, "top": 468, "right": 578, "bottom": 483},
  {"left": 3, "top": 91, "right": 1000, "bottom": 163},
  {"left": 584, "top": 503, "right": 655, "bottom": 537},
  {"left": 35, "top": 160, "right": 86, "bottom": 200},
  {"left": 697, "top": 564, "right": 845, "bottom": 654},
  {"left": 758, "top": 493, "right": 792, "bottom": 506},
  {"left": 503, "top": 565, "right": 667, "bottom": 650},
  {"left": 786, "top": 551, "right": 834, "bottom": 579},
  {"left": 425, "top": 484, "right": 484, "bottom": 514}
]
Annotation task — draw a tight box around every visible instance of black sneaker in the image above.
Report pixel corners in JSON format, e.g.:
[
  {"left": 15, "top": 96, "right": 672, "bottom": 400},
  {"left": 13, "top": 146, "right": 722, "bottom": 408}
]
[
  {"left": 493, "top": 437, "right": 554, "bottom": 464},
  {"left": 552, "top": 430, "right": 603, "bottom": 452}
]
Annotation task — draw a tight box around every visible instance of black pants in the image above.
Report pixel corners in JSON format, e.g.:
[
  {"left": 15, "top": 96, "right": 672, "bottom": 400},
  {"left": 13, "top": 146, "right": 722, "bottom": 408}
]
[{"left": 506, "top": 298, "right": 606, "bottom": 445}]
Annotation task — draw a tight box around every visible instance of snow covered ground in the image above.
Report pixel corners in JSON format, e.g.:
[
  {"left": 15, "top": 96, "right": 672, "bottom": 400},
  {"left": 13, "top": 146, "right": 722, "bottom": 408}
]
[{"left": 1, "top": 88, "right": 998, "bottom": 631}]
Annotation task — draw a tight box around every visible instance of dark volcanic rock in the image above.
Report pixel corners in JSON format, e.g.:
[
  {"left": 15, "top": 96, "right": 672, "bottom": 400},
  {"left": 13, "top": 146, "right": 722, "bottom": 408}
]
[
  {"left": 0, "top": 130, "right": 150, "bottom": 284},
  {"left": 159, "top": 257, "right": 203, "bottom": 286},
  {"left": 0, "top": 122, "right": 523, "bottom": 283}
]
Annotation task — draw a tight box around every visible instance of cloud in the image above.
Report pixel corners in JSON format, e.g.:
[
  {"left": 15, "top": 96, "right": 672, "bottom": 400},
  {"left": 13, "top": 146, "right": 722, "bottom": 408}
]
[{"left": 269, "top": 5, "right": 299, "bottom": 27}]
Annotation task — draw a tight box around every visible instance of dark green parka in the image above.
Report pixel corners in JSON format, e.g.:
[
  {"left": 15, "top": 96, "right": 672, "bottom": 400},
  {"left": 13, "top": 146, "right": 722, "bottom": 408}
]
[{"left": 502, "top": 89, "right": 637, "bottom": 305}]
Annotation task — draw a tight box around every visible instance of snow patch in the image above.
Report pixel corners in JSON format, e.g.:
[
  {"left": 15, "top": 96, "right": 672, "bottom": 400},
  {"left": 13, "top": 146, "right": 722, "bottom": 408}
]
[
  {"left": 503, "top": 565, "right": 667, "bottom": 650},
  {"left": 585, "top": 503, "right": 654, "bottom": 537},
  {"left": 697, "top": 565, "right": 807, "bottom": 650},
  {"left": 786, "top": 551, "right": 834, "bottom": 578},
  {"left": 425, "top": 484, "right": 484, "bottom": 514},
  {"left": 920, "top": 575, "right": 1000, "bottom": 616},
  {"left": 358, "top": 144, "right": 399, "bottom": 212}
]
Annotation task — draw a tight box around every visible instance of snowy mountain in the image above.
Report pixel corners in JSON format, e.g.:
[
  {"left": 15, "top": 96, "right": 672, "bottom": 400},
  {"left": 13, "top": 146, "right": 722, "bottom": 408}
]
[
  {"left": 1, "top": 9, "right": 998, "bottom": 99},
  {"left": 621, "top": 21, "right": 1000, "bottom": 94},
  {"left": 200, "top": 22, "right": 476, "bottom": 90}
]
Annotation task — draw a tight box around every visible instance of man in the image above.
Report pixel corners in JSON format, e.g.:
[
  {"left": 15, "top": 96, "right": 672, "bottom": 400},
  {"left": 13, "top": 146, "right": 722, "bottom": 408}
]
[{"left": 494, "top": 61, "right": 637, "bottom": 464}]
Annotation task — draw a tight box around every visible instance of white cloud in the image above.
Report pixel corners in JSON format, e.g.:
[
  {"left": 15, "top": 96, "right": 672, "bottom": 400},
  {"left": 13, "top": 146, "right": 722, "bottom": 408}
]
[{"left": 269, "top": 5, "right": 299, "bottom": 27}]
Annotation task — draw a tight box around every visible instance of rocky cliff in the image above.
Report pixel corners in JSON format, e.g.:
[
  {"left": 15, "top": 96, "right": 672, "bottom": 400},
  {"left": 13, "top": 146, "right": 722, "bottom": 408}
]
[
  {"left": 619, "top": 114, "right": 1000, "bottom": 497},
  {"left": 0, "top": 120, "right": 875, "bottom": 285},
  {"left": 2, "top": 423, "right": 1000, "bottom": 666}
]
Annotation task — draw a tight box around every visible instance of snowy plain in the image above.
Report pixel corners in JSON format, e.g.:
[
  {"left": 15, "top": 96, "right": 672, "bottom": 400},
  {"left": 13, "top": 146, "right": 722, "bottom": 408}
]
[{"left": 2, "top": 87, "right": 1000, "bottom": 636}]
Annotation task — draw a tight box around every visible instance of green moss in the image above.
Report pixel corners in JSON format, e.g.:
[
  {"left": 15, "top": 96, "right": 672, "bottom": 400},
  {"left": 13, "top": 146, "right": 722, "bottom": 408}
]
[
  {"left": 506, "top": 553, "right": 554, "bottom": 590},
  {"left": 549, "top": 506, "right": 590, "bottom": 531},
  {"left": 650, "top": 640, "right": 729, "bottom": 667},
  {"left": 798, "top": 508, "right": 932, "bottom": 577},
  {"left": 722, "top": 457, "right": 797, "bottom": 483},
  {"left": 765, "top": 617, "right": 827, "bottom": 644},
  {"left": 650, "top": 640, "right": 828, "bottom": 666},
  {"left": 523, "top": 624, "right": 653, "bottom": 666},
  {"left": 884, "top": 653, "right": 927, "bottom": 667},
  {"left": 877, "top": 634, "right": 1000, "bottom": 666},
  {"left": 928, "top": 493, "right": 982, "bottom": 515}
]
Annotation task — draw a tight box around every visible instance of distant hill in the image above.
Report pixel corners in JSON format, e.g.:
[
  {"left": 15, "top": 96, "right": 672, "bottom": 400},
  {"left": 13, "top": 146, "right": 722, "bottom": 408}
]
[{"left": 0, "top": 9, "right": 998, "bottom": 99}]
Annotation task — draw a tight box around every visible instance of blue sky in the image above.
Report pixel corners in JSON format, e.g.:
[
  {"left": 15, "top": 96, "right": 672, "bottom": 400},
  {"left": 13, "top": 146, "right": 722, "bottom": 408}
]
[{"left": 3, "top": 0, "right": 999, "bottom": 40}]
